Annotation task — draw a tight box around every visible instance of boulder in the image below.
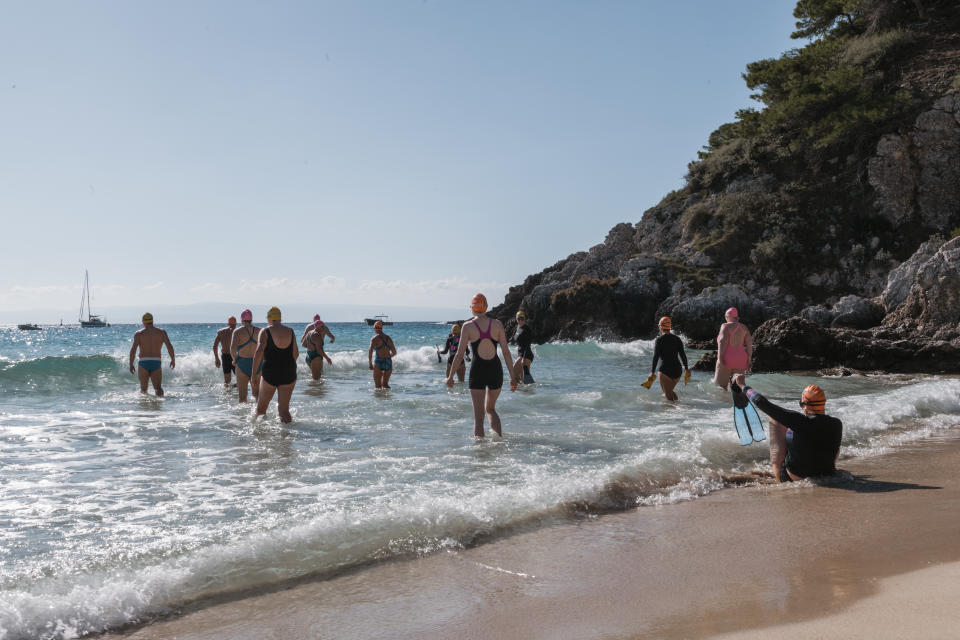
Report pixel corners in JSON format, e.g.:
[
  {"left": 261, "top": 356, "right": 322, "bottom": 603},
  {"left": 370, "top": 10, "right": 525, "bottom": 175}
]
[
  {"left": 884, "top": 236, "right": 960, "bottom": 336},
  {"left": 799, "top": 304, "right": 835, "bottom": 327},
  {"left": 881, "top": 236, "right": 945, "bottom": 311},
  {"left": 829, "top": 295, "right": 885, "bottom": 329}
]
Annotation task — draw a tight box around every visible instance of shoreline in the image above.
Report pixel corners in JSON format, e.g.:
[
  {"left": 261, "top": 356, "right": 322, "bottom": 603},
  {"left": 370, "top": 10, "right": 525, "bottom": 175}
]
[{"left": 100, "top": 429, "right": 960, "bottom": 639}]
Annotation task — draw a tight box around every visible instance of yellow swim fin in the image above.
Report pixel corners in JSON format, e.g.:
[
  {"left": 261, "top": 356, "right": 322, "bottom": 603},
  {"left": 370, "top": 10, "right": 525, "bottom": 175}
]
[
  {"left": 641, "top": 374, "right": 656, "bottom": 389},
  {"left": 684, "top": 369, "right": 691, "bottom": 385}
]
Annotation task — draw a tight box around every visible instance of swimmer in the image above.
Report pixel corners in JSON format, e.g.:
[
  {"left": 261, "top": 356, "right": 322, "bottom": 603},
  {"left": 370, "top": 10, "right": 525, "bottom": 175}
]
[
  {"left": 252, "top": 307, "right": 298, "bottom": 422},
  {"left": 438, "top": 322, "right": 466, "bottom": 382},
  {"left": 301, "top": 314, "right": 335, "bottom": 380},
  {"left": 368, "top": 321, "right": 397, "bottom": 389},
  {"left": 128, "top": 312, "right": 175, "bottom": 396},
  {"left": 230, "top": 309, "right": 262, "bottom": 403},
  {"left": 642, "top": 316, "right": 690, "bottom": 401},
  {"left": 511, "top": 310, "right": 535, "bottom": 383},
  {"left": 732, "top": 377, "right": 842, "bottom": 482},
  {"left": 446, "top": 293, "right": 517, "bottom": 437},
  {"left": 213, "top": 316, "right": 237, "bottom": 386},
  {"left": 713, "top": 307, "right": 753, "bottom": 390}
]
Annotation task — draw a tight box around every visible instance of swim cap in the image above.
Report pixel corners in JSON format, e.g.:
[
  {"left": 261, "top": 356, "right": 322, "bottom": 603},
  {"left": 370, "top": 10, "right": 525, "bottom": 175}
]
[
  {"left": 516, "top": 310, "right": 526, "bottom": 320},
  {"left": 801, "top": 385, "right": 826, "bottom": 409},
  {"left": 228, "top": 316, "right": 237, "bottom": 326},
  {"left": 142, "top": 312, "right": 153, "bottom": 324},
  {"left": 725, "top": 307, "right": 739, "bottom": 319},
  {"left": 313, "top": 314, "right": 321, "bottom": 322},
  {"left": 374, "top": 320, "right": 383, "bottom": 331},
  {"left": 471, "top": 293, "right": 488, "bottom": 314},
  {"left": 658, "top": 316, "right": 672, "bottom": 330},
  {"left": 452, "top": 323, "right": 461, "bottom": 335},
  {"left": 240, "top": 309, "right": 253, "bottom": 322},
  {"left": 314, "top": 319, "right": 324, "bottom": 330},
  {"left": 266, "top": 307, "right": 281, "bottom": 321}
]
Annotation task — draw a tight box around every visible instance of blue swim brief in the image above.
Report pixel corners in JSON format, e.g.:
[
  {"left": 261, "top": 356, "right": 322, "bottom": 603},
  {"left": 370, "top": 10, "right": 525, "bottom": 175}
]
[
  {"left": 306, "top": 350, "right": 321, "bottom": 365},
  {"left": 374, "top": 356, "right": 392, "bottom": 371},
  {"left": 235, "top": 356, "right": 263, "bottom": 377},
  {"left": 139, "top": 358, "right": 162, "bottom": 372}
]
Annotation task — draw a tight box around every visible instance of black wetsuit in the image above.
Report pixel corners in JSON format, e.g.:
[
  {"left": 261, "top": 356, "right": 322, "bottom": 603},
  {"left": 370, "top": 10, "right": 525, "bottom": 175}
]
[
  {"left": 440, "top": 334, "right": 462, "bottom": 364},
  {"left": 745, "top": 388, "right": 843, "bottom": 480},
  {"left": 262, "top": 328, "right": 297, "bottom": 386},
  {"left": 469, "top": 319, "right": 503, "bottom": 390},
  {"left": 514, "top": 324, "right": 534, "bottom": 362},
  {"left": 650, "top": 333, "right": 688, "bottom": 379}
]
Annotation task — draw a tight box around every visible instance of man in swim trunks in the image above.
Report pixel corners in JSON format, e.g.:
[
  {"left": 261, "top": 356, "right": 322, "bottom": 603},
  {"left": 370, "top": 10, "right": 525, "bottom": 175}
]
[
  {"left": 511, "top": 310, "right": 535, "bottom": 383},
  {"left": 713, "top": 307, "right": 753, "bottom": 390},
  {"left": 732, "top": 377, "right": 842, "bottom": 482},
  {"left": 643, "top": 316, "right": 690, "bottom": 401},
  {"left": 301, "top": 314, "right": 335, "bottom": 380},
  {"left": 230, "top": 309, "right": 262, "bottom": 403},
  {"left": 128, "top": 312, "right": 175, "bottom": 396},
  {"left": 213, "top": 316, "right": 237, "bottom": 386},
  {"left": 368, "top": 321, "right": 397, "bottom": 389}
]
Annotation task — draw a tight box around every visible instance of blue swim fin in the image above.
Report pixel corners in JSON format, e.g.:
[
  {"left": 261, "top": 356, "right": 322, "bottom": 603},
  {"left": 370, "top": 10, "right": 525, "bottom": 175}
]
[
  {"left": 744, "top": 400, "right": 766, "bottom": 442},
  {"left": 522, "top": 372, "right": 535, "bottom": 384},
  {"left": 732, "top": 389, "right": 753, "bottom": 446}
]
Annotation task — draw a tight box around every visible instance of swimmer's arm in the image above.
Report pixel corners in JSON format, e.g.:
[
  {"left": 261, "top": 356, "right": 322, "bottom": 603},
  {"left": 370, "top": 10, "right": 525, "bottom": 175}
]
[
  {"left": 497, "top": 322, "right": 516, "bottom": 383},
  {"left": 290, "top": 329, "right": 299, "bottom": 361},
  {"left": 679, "top": 344, "right": 689, "bottom": 370},
  {"left": 162, "top": 330, "right": 176, "bottom": 368},
  {"left": 650, "top": 341, "right": 661, "bottom": 375},
  {"left": 252, "top": 329, "right": 267, "bottom": 375},
  {"left": 717, "top": 327, "right": 729, "bottom": 362},
  {"left": 213, "top": 332, "right": 223, "bottom": 366},
  {"left": 230, "top": 330, "right": 239, "bottom": 362},
  {"left": 368, "top": 340, "right": 375, "bottom": 368},
  {"left": 745, "top": 330, "right": 754, "bottom": 369},
  {"left": 388, "top": 337, "right": 397, "bottom": 358},
  {"left": 301, "top": 330, "right": 312, "bottom": 349},
  {"left": 129, "top": 333, "right": 139, "bottom": 373},
  {"left": 744, "top": 388, "right": 807, "bottom": 431},
  {"left": 324, "top": 326, "right": 335, "bottom": 343}
]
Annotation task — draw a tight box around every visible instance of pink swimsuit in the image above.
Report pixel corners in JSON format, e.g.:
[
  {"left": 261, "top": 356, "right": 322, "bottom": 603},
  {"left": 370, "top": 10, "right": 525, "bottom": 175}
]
[{"left": 720, "top": 322, "right": 750, "bottom": 369}]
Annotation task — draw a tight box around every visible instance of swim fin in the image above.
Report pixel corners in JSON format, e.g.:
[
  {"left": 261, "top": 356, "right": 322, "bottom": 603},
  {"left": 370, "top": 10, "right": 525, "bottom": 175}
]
[
  {"left": 523, "top": 372, "right": 535, "bottom": 384},
  {"left": 731, "top": 388, "right": 753, "bottom": 446},
  {"left": 744, "top": 399, "right": 766, "bottom": 442},
  {"left": 435, "top": 346, "right": 442, "bottom": 363},
  {"left": 641, "top": 374, "right": 656, "bottom": 390}
]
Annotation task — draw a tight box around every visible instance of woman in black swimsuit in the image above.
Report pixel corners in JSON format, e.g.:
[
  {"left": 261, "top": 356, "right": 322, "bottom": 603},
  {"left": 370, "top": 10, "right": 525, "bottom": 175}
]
[
  {"left": 643, "top": 316, "right": 689, "bottom": 402},
  {"left": 445, "top": 293, "right": 517, "bottom": 437},
  {"left": 252, "top": 306, "right": 298, "bottom": 422}
]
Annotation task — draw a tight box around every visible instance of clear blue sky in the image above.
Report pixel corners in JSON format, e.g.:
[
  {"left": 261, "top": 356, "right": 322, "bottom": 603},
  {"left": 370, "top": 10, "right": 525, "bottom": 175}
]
[{"left": 1, "top": 1, "right": 799, "bottom": 320}]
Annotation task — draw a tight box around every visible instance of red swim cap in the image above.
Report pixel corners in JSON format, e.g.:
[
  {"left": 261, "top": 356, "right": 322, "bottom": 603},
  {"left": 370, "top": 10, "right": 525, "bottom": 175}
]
[{"left": 471, "top": 293, "right": 488, "bottom": 314}]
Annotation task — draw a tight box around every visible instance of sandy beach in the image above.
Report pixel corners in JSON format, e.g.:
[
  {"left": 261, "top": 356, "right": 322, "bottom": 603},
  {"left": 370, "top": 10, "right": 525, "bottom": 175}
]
[{"left": 102, "top": 431, "right": 960, "bottom": 640}]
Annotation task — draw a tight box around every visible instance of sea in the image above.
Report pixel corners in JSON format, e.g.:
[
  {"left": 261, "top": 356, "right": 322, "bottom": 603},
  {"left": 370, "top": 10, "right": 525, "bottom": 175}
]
[{"left": 1, "top": 322, "right": 958, "bottom": 639}]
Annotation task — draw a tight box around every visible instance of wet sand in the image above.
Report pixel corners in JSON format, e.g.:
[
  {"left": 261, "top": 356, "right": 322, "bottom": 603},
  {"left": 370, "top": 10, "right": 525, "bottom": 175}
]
[{"left": 103, "top": 432, "right": 960, "bottom": 640}]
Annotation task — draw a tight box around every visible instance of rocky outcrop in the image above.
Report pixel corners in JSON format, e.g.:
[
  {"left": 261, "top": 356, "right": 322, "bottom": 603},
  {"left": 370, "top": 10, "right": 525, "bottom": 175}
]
[
  {"left": 494, "top": 91, "right": 960, "bottom": 356},
  {"left": 749, "top": 237, "right": 960, "bottom": 373}
]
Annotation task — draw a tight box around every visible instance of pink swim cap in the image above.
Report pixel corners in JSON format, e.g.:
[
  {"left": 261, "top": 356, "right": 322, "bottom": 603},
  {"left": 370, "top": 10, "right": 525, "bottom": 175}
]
[
  {"left": 313, "top": 314, "right": 321, "bottom": 322},
  {"left": 725, "top": 307, "right": 739, "bottom": 318},
  {"left": 240, "top": 309, "right": 253, "bottom": 322}
]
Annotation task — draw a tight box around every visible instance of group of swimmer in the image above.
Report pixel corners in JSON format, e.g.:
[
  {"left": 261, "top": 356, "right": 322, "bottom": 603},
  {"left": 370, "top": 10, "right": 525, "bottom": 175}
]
[
  {"left": 643, "top": 306, "right": 843, "bottom": 483},
  {"left": 130, "top": 296, "right": 843, "bottom": 482}
]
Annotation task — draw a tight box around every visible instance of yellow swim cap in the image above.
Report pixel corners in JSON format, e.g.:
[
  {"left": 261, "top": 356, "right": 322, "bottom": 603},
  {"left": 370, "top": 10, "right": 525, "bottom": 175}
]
[
  {"left": 142, "top": 312, "right": 153, "bottom": 324},
  {"left": 516, "top": 310, "right": 526, "bottom": 320},
  {"left": 266, "top": 306, "right": 281, "bottom": 321}
]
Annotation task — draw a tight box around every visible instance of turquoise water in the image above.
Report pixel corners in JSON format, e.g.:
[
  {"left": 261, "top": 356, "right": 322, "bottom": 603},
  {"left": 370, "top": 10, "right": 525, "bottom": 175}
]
[{"left": 1, "top": 322, "right": 958, "bottom": 639}]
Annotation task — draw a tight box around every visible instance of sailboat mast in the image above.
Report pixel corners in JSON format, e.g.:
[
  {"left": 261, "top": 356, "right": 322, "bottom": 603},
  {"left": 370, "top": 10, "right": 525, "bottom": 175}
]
[
  {"left": 79, "top": 271, "right": 87, "bottom": 322},
  {"left": 86, "top": 270, "right": 92, "bottom": 319}
]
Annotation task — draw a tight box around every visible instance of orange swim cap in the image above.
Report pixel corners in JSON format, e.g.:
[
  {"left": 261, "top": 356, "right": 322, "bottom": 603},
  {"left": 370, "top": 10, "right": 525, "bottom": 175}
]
[
  {"left": 801, "top": 385, "right": 826, "bottom": 409},
  {"left": 471, "top": 293, "right": 488, "bottom": 314},
  {"left": 374, "top": 320, "right": 383, "bottom": 331},
  {"left": 658, "top": 316, "right": 672, "bottom": 330}
]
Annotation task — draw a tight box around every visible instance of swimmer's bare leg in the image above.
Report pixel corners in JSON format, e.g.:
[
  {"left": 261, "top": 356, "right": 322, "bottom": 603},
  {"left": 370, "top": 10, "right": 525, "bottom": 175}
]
[
  {"left": 137, "top": 366, "right": 150, "bottom": 394},
  {"left": 310, "top": 358, "right": 322, "bottom": 381},
  {"left": 257, "top": 380, "right": 277, "bottom": 417},
  {"left": 658, "top": 372, "right": 679, "bottom": 402},
  {"left": 237, "top": 372, "right": 250, "bottom": 402},
  {"left": 485, "top": 388, "right": 502, "bottom": 436},
  {"left": 769, "top": 418, "right": 788, "bottom": 482},
  {"left": 382, "top": 368, "right": 392, "bottom": 389},
  {"left": 277, "top": 382, "right": 295, "bottom": 423},
  {"left": 373, "top": 366, "right": 384, "bottom": 389},
  {"left": 150, "top": 368, "right": 164, "bottom": 397},
  {"left": 251, "top": 373, "right": 261, "bottom": 400},
  {"left": 456, "top": 361, "right": 466, "bottom": 382},
  {"left": 470, "top": 389, "right": 486, "bottom": 436}
]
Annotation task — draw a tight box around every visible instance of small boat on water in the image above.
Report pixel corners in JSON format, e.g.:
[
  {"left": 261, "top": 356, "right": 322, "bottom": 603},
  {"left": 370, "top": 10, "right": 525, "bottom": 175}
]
[
  {"left": 364, "top": 314, "right": 393, "bottom": 326},
  {"left": 17, "top": 324, "right": 41, "bottom": 331},
  {"left": 79, "top": 270, "right": 110, "bottom": 328}
]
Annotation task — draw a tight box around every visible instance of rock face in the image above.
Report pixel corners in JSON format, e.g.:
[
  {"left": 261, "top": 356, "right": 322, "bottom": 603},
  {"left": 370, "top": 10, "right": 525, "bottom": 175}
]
[
  {"left": 493, "top": 92, "right": 960, "bottom": 375},
  {"left": 751, "top": 236, "right": 960, "bottom": 373}
]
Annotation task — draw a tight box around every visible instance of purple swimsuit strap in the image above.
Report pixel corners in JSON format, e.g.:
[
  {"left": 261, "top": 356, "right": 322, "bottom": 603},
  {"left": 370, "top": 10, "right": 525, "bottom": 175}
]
[{"left": 475, "top": 318, "right": 493, "bottom": 341}]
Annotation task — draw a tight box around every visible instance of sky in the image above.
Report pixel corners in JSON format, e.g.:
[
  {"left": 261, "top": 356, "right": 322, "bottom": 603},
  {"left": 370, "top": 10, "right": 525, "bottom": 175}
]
[{"left": 1, "top": 1, "right": 800, "bottom": 322}]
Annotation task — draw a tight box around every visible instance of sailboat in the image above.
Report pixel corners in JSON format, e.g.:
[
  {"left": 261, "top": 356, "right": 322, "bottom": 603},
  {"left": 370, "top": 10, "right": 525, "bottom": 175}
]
[{"left": 79, "top": 270, "right": 109, "bottom": 328}]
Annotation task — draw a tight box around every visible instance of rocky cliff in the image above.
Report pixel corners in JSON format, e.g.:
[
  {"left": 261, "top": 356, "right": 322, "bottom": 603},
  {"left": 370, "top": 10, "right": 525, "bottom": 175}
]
[{"left": 492, "top": 2, "right": 960, "bottom": 373}]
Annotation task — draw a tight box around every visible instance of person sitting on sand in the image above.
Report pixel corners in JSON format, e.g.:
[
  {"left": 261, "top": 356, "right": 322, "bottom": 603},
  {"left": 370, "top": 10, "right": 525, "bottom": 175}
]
[
  {"left": 213, "top": 316, "right": 237, "bottom": 387},
  {"left": 446, "top": 293, "right": 517, "bottom": 437},
  {"left": 642, "top": 316, "right": 690, "bottom": 402},
  {"left": 731, "top": 376, "right": 842, "bottom": 482},
  {"left": 713, "top": 307, "right": 753, "bottom": 390},
  {"left": 301, "top": 315, "right": 335, "bottom": 380},
  {"left": 368, "top": 321, "right": 397, "bottom": 389},
  {"left": 231, "top": 309, "right": 262, "bottom": 403},
  {"left": 129, "top": 312, "right": 175, "bottom": 396}
]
